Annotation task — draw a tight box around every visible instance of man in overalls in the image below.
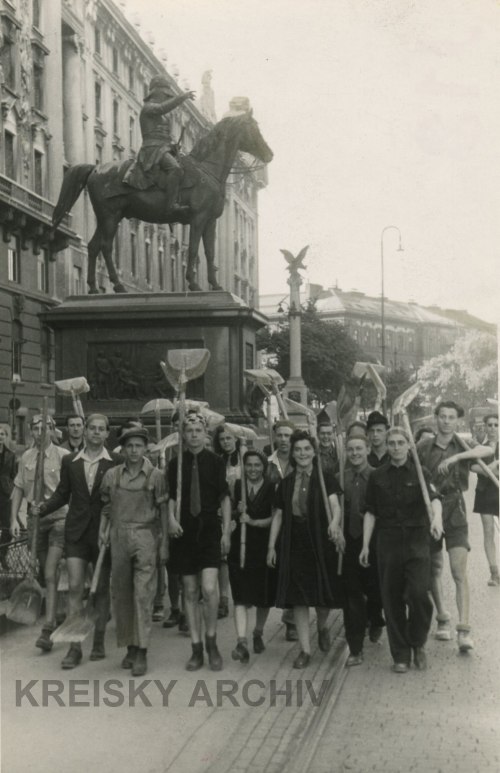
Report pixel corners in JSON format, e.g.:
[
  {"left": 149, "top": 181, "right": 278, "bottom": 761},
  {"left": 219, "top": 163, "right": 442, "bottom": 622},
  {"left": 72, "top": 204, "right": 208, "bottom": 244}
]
[
  {"left": 99, "top": 427, "right": 168, "bottom": 677},
  {"left": 123, "top": 75, "right": 195, "bottom": 218}
]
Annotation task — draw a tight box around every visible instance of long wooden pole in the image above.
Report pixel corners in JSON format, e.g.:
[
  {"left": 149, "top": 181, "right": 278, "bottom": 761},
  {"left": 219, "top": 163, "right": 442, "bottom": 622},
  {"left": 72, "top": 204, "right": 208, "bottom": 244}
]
[
  {"left": 239, "top": 437, "right": 248, "bottom": 569},
  {"left": 335, "top": 431, "right": 345, "bottom": 575},
  {"left": 401, "top": 412, "right": 435, "bottom": 523},
  {"left": 175, "top": 366, "right": 187, "bottom": 525},
  {"left": 455, "top": 435, "right": 499, "bottom": 489}
]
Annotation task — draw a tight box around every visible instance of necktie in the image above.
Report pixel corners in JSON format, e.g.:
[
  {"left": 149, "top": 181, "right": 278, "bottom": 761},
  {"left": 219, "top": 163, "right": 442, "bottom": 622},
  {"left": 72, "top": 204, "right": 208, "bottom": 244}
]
[
  {"left": 248, "top": 486, "right": 255, "bottom": 502},
  {"left": 298, "top": 472, "right": 308, "bottom": 516},
  {"left": 190, "top": 454, "right": 201, "bottom": 517},
  {"left": 349, "top": 472, "right": 363, "bottom": 539}
]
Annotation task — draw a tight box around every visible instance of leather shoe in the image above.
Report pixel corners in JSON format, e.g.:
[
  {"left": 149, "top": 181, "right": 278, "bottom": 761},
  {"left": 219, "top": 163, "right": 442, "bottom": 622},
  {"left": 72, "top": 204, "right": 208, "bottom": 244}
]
[
  {"left": 163, "top": 609, "right": 180, "bottom": 628},
  {"left": 293, "top": 651, "right": 311, "bottom": 669},
  {"left": 346, "top": 652, "right": 364, "bottom": 667},
  {"left": 61, "top": 644, "right": 82, "bottom": 670},
  {"left": 205, "top": 634, "right": 223, "bottom": 671},
  {"left": 253, "top": 634, "right": 265, "bottom": 654},
  {"left": 35, "top": 625, "right": 54, "bottom": 652},
  {"left": 285, "top": 623, "right": 298, "bottom": 642},
  {"left": 413, "top": 647, "right": 427, "bottom": 670},
  {"left": 391, "top": 662, "right": 408, "bottom": 674},
  {"left": 186, "top": 643, "right": 204, "bottom": 671},
  {"left": 318, "top": 628, "right": 331, "bottom": 652},
  {"left": 152, "top": 607, "right": 164, "bottom": 622},
  {"left": 369, "top": 625, "right": 384, "bottom": 644},
  {"left": 231, "top": 642, "right": 250, "bottom": 664},
  {"left": 89, "top": 631, "right": 105, "bottom": 661},
  {"left": 132, "top": 649, "right": 148, "bottom": 677},
  {"left": 121, "top": 645, "right": 138, "bottom": 669}
]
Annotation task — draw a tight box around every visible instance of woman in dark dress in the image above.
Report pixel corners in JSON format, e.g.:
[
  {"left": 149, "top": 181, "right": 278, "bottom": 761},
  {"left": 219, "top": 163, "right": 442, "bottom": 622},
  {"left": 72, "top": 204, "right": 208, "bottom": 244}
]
[
  {"left": 228, "top": 450, "right": 276, "bottom": 663},
  {"left": 267, "top": 430, "right": 343, "bottom": 668},
  {"left": 213, "top": 423, "right": 241, "bottom": 618},
  {"left": 472, "top": 414, "right": 499, "bottom": 586}
]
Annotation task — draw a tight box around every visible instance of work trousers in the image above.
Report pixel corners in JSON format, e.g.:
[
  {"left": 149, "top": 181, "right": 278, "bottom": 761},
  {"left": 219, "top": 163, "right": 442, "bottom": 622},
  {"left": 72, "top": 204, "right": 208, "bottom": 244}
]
[
  {"left": 377, "top": 527, "right": 432, "bottom": 664},
  {"left": 111, "top": 524, "right": 158, "bottom": 648},
  {"left": 342, "top": 535, "right": 367, "bottom": 655}
]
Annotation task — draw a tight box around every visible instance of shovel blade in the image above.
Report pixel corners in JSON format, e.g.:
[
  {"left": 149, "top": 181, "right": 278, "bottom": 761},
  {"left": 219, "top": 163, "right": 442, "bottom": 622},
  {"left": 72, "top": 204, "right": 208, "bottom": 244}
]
[
  {"left": 50, "top": 607, "right": 98, "bottom": 643},
  {"left": 393, "top": 383, "right": 421, "bottom": 416},
  {"left": 244, "top": 368, "right": 284, "bottom": 387},
  {"left": 6, "top": 578, "right": 43, "bottom": 625},
  {"left": 164, "top": 348, "right": 211, "bottom": 387},
  {"left": 223, "top": 423, "right": 258, "bottom": 440},
  {"left": 141, "top": 398, "right": 175, "bottom": 415}
]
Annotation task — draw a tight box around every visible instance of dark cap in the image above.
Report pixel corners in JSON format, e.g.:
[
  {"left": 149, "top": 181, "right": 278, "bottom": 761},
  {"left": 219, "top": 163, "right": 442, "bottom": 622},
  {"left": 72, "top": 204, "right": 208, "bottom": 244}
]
[
  {"left": 145, "top": 76, "right": 175, "bottom": 101},
  {"left": 366, "top": 411, "right": 389, "bottom": 429},
  {"left": 120, "top": 427, "right": 150, "bottom": 444}
]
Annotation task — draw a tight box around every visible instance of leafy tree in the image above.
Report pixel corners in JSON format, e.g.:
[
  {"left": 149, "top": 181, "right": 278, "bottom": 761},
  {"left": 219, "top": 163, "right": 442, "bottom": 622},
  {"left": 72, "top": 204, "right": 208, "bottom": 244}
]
[
  {"left": 256, "top": 303, "right": 363, "bottom": 403},
  {"left": 418, "top": 331, "right": 498, "bottom": 411}
]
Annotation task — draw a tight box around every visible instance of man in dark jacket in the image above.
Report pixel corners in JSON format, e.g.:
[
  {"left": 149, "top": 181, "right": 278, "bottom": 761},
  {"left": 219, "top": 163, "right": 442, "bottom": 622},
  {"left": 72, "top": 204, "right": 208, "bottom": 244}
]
[
  {"left": 33, "top": 414, "right": 120, "bottom": 669},
  {"left": 0, "top": 426, "right": 16, "bottom": 569}
]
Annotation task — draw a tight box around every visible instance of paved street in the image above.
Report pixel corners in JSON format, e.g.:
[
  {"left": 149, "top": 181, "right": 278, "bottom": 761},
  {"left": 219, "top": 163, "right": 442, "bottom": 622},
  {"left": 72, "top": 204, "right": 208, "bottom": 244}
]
[{"left": 1, "top": 483, "right": 498, "bottom": 773}]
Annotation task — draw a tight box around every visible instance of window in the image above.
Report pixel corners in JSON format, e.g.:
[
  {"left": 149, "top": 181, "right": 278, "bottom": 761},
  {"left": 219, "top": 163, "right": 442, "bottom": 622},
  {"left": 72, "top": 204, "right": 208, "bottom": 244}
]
[
  {"left": 4, "top": 131, "right": 15, "bottom": 180},
  {"left": 130, "top": 232, "right": 137, "bottom": 276},
  {"left": 34, "top": 150, "right": 43, "bottom": 195},
  {"left": 112, "top": 47, "right": 118, "bottom": 74},
  {"left": 32, "top": 46, "right": 45, "bottom": 111},
  {"left": 32, "top": 0, "right": 41, "bottom": 29},
  {"left": 128, "top": 66, "right": 134, "bottom": 91},
  {"left": 129, "top": 116, "right": 135, "bottom": 149},
  {"left": 73, "top": 265, "right": 83, "bottom": 294},
  {"left": 40, "top": 326, "right": 52, "bottom": 383},
  {"left": 171, "top": 254, "right": 176, "bottom": 290},
  {"left": 37, "top": 250, "right": 50, "bottom": 292},
  {"left": 95, "top": 81, "right": 102, "bottom": 119},
  {"left": 113, "top": 99, "right": 120, "bottom": 136},
  {"left": 145, "top": 240, "right": 152, "bottom": 284},
  {"left": 94, "top": 28, "right": 101, "bottom": 55},
  {"left": 11, "top": 320, "right": 23, "bottom": 380},
  {"left": 8, "top": 238, "right": 21, "bottom": 283},
  {"left": 1, "top": 19, "right": 16, "bottom": 90}
]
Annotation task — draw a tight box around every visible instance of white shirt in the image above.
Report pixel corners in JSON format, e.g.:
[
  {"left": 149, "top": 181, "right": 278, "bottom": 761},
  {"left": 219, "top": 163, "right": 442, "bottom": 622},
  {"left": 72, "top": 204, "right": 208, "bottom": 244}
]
[{"left": 73, "top": 446, "right": 112, "bottom": 493}]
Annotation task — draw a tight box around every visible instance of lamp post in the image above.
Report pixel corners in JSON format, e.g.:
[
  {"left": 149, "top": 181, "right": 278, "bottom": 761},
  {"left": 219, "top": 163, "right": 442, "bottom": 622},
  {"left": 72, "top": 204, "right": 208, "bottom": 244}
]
[{"left": 380, "top": 226, "right": 403, "bottom": 366}]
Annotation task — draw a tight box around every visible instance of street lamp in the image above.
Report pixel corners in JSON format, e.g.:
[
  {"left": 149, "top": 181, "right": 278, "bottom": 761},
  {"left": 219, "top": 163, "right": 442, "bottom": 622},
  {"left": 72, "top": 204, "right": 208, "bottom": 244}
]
[{"left": 380, "top": 225, "right": 403, "bottom": 366}]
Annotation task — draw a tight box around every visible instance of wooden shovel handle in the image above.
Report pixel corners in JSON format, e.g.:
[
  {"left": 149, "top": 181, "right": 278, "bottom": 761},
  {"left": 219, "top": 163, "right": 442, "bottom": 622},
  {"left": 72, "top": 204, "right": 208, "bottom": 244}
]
[
  {"left": 401, "top": 413, "right": 435, "bottom": 523},
  {"left": 334, "top": 432, "right": 345, "bottom": 575},
  {"left": 455, "top": 435, "right": 499, "bottom": 489},
  {"left": 90, "top": 523, "right": 110, "bottom": 595},
  {"left": 239, "top": 438, "right": 247, "bottom": 569}
]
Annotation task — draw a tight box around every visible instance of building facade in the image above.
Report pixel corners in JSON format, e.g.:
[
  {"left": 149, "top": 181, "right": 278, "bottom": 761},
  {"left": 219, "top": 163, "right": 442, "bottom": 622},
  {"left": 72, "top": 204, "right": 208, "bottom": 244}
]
[
  {"left": 0, "top": 0, "right": 266, "bottom": 442},
  {"left": 259, "top": 284, "right": 496, "bottom": 374}
]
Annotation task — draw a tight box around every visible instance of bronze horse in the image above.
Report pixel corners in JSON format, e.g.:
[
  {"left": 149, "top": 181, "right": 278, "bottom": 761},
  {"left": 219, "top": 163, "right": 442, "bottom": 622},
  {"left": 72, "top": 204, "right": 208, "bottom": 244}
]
[{"left": 52, "top": 112, "right": 273, "bottom": 293}]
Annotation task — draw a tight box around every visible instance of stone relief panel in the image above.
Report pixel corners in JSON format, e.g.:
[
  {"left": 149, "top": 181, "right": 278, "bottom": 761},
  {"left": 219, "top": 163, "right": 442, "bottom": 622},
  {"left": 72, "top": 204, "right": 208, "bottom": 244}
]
[{"left": 87, "top": 341, "right": 205, "bottom": 402}]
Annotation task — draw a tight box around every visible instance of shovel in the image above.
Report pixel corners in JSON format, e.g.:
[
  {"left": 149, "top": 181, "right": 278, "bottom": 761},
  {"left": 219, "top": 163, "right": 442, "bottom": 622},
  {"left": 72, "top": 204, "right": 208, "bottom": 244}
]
[
  {"left": 393, "top": 383, "right": 435, "bottom": 523},
  {"left": 245, "top": 368, "right": 289, "bottom": 420},
  {"left": 7, "top": 398, "right": 49, "bottom": 624},
  {"left": 141, "top": 399, "right": 175, "bottom": 469},
  {"left": 223, "top": 425, "right": 259, "bottom": 569},
  {"left": 160, "top": 349, "right": 211, "bottom": 523},
  {"left": 55, "top": 376, "right": 90, "bottom": 418},
  {"left": 51, "top": 524, "right": 110, "bottom": 643}
]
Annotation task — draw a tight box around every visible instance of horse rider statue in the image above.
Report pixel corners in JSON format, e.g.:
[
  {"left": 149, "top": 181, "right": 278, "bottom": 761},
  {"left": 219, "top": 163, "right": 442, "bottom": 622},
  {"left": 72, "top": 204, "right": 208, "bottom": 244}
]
[{"left": 123, "top": 75, "right": 195, "bottom": 218}]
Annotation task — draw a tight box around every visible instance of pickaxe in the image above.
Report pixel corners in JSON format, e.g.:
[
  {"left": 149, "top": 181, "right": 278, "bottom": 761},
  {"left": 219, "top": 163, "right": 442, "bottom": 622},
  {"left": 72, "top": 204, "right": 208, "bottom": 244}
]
[{"left": 54, "top": 377, "right": 90, "bottom": 418}]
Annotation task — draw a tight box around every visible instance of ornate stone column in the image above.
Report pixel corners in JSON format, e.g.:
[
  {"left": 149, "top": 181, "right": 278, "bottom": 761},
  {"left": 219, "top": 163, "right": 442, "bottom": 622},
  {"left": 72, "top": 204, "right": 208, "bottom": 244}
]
[{"left": 281, "top": 246, "right": 308, "bottom": 405}]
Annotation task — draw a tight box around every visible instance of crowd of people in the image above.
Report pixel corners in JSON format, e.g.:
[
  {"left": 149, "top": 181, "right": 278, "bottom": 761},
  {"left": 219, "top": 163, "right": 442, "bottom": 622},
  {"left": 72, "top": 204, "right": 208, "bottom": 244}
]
[{"left": 0, "top": 397, "right": 497, "bottom": 677}]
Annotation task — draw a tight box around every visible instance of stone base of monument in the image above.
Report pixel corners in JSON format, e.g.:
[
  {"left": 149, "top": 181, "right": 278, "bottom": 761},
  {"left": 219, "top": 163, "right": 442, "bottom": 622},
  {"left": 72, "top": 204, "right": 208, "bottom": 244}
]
[{"left": 41, "top": 292, "right": 267, "bottom": 430}]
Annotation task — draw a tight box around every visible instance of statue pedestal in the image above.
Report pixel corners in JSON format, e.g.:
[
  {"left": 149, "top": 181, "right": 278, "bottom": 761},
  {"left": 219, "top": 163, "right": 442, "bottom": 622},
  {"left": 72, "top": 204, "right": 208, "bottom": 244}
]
[{"left": 41, "top": 292, "right": 267, "bottom": 426}]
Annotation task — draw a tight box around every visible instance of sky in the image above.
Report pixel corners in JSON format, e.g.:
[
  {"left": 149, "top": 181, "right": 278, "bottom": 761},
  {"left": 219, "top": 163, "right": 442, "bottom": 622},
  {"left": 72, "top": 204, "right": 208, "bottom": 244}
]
[{"left": 121, "top": 0, "right": 500, "bottom": 324}]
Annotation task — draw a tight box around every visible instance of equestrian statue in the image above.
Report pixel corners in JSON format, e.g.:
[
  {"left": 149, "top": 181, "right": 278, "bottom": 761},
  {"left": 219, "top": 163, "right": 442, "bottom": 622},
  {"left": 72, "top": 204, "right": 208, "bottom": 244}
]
[{"left": 51, "top": 77, "right": 273, "bottom": 293}]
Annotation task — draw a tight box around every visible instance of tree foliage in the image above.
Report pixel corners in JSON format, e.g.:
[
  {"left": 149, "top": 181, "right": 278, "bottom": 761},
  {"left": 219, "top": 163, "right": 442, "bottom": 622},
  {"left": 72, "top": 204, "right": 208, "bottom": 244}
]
[
  {"left": 256, "top": 304, "right": 363, "bottom": 403},
  {"left": 417, "top": 331, "right": 498, "bottom": 411}
]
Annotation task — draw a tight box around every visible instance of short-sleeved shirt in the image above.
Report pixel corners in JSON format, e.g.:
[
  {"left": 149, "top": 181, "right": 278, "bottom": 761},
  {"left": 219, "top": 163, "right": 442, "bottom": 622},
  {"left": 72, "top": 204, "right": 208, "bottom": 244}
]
[
  {"left": 417, "top": 434, "right": 472, "bottom": 493},
  {"left": 340, "top": 463, "right": 374, "bottom": 537},
  {"left": 100, "top": 457, "right": 168, "bottom": 525},
  {"left": 364, "top": 457, "right": 439, "bottom": 530},
  {"left": 13, "top": 443, "right": 69, "bottom": 521},
  {"left": 167, "top": 448, "right": 229, "bottom": 522}
]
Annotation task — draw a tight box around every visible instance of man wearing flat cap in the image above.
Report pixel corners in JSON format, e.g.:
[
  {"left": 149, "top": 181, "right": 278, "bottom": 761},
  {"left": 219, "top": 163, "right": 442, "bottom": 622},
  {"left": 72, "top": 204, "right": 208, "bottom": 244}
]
[
  {"left": 366, "top": 411, "right": 390, "bottom": 469},
  {"left": 167, "top": 413, "right": 231, "bottom": 671},
  {"left": 124, "top": 75, "right": 195, "bottom": 218},
  {"left": 99, "top": 426, "right": 168, "bottom": 677}
]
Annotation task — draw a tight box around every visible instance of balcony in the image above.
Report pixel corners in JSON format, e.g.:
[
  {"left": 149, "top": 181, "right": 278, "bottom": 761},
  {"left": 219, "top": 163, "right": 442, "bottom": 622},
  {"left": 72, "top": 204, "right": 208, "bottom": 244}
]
[{"left": 0, "top": 173, "right": 78, "bottom": 253}]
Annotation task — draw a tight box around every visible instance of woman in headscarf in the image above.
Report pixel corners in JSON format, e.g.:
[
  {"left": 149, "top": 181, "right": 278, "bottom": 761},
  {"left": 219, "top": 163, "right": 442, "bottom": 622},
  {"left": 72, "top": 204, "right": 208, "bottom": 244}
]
[
  {"left": 228, "top": 449, "right": 276, "bottom": 663},
  {"left": 267, "top": 430, "right": 343, "bottom": 668}
]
